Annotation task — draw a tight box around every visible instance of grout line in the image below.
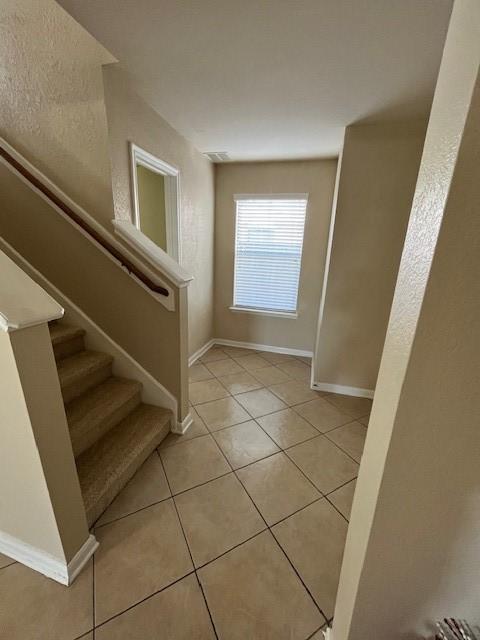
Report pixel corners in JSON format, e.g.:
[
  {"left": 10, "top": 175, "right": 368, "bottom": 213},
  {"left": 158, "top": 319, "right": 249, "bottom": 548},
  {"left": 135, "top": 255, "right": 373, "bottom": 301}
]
[
  {"left": 93, "top": 568, "right": 197, "bottom": 631},
  {"left": 195, "top": 572, "right": 220, "bottom": 639}
]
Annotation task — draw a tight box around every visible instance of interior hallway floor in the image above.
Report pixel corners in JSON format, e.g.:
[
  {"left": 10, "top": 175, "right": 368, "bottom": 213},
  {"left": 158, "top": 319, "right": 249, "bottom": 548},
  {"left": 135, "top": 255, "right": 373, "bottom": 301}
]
[{"left": 0, "top": 345, "right": 371, "bottom": 640}]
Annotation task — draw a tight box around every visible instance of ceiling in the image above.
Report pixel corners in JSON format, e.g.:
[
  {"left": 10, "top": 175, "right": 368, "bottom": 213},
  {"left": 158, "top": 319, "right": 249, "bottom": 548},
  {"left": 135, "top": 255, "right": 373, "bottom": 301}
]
[{"left": 58, "top": 0, "right": 452, "bottom": 161}]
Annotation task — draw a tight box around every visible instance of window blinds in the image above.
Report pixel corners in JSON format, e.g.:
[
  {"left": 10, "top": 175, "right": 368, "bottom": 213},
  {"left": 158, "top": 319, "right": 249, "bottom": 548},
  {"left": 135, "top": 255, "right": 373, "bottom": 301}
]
[{"left": 233, "top": 195, "right": 308, "bottom": 313}]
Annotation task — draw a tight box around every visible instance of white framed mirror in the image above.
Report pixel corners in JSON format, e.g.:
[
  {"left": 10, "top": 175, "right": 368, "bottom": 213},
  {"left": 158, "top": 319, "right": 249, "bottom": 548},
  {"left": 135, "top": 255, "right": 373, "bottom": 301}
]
[{"left": 130, "top": 142, "right": 180, "bottom": 261}]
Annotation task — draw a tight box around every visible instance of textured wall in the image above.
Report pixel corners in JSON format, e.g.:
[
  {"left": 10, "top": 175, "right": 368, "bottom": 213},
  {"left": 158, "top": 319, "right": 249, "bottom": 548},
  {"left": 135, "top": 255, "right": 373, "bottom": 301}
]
[
  {"left": 214, "top": 160, "right": 337, "bottom": 351},
  {"left": 0, "top": 0, "right": 115, "bottom": 225},
  {"left": 333, "top": 1, "right": 480, "bottom": 637},
  {"left": 102, "top": 65, "right": 215, "bottom": 356},
  {"left": 313, "top": 120, "right": 427, "bottom": 391}
]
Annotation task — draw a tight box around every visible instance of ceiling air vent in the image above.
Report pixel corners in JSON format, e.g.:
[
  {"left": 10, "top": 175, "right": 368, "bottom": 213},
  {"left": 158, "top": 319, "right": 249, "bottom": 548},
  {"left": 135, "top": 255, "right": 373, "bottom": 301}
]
[{"left": 205, "top": 151, "right": 230, "bottom": 163}]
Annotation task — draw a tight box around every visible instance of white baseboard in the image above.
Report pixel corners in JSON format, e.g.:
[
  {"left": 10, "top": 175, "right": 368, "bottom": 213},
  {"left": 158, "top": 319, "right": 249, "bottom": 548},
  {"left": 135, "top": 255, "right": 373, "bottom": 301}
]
[
  {"left": 189, "top": 339, "right": 215, "bottom": 366},
  {"left": 0, "top": 531, "right": 98, "bottom": 586},
  {"left": 172, "top": 411, "right": 193, "bottom": 435},
  {"left": 0, "top": 237, "right": 178, "bottom": 418},
  {"left": 214, "top": 338, "right": 313, "bottom": 359},
  {"left": 312, "top": 381, "right": 374, "bottom": 399}
]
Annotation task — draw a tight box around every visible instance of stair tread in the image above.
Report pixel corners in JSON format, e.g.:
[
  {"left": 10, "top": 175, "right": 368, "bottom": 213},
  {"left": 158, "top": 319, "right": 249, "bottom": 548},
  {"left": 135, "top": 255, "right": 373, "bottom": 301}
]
[
  {"left": 77, "top": 404, "right": 171, "bottom": 524},
  {"left": 49, "top": 322, "right": 85, "bottom": 345},
  {"left": 57, "top": 350, "right": 113, "bottom": 391},
  {"left": 66, "top": 377, "right": 142, "bottom": 454}
]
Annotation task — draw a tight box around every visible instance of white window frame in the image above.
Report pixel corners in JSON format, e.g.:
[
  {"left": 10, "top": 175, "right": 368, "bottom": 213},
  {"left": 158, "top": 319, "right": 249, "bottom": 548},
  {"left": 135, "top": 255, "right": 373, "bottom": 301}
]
[
  {"left": 230, "top": 193, "right": 308, "bottom": 319},
  {"left": 129, "top": 142, "right": 181, "bottom": 262}
]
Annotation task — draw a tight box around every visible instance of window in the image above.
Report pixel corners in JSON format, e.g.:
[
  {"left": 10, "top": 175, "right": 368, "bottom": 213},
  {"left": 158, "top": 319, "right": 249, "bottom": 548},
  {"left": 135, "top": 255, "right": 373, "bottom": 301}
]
[{"left": 232, "top": 194, "right": 308, "bottom": 315}]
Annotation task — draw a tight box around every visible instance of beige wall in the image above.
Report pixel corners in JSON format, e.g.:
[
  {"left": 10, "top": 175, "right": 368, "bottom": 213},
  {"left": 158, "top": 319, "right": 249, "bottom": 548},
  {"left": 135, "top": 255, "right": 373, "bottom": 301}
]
[
  {"left": 0, "top": 1, "right": 215, "bottom": 358},
  {"left": 0, "top": 0, "right": 115, "bottom": 226},
  {"left": 0, "top": 164, "right": 187, "bottom": 419},
  {"left": 313, "top": 120, "right": 427, "bottom": 392},
  {"left": 0, "top": 324, "right": 89, "bottom": 563},
  {"left": 333, "top": 1, "right": 480, "bottom": 637},
  {"left": 102, "top": 64, "right": 215, "bottom": 356},
  {"left": 136, "top": 166, "right": 167, "bottom": 251},
  {"left": 214, "top": 160, "right": 337, "bottom": 351}
]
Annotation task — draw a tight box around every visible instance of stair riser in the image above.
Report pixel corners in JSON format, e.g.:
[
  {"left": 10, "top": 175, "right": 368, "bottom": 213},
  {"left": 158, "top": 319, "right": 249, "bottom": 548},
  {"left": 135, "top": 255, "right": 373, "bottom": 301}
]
[
  {"left": 86, "top": 420, "right": 170, "bottom": 527},
  {"left": 53, "top": 335, "right": 85, "bottom": 362},
  {"left": 62, "top": 364, "right": 112, "bottom": 404},
  {"left": 72, "top": 391, "right": 142, "bottom": 458}
]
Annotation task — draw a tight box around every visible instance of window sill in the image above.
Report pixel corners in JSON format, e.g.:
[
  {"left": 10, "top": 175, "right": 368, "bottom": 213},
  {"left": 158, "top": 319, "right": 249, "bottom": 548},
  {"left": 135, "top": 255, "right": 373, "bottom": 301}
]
[{"left": 229, "top": 306, "right": 298, "bottom": 320}]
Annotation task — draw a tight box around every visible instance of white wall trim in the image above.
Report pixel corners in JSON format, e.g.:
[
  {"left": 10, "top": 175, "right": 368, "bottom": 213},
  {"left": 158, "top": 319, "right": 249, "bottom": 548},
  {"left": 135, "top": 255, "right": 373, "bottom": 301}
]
[
  {"left": 311, "top": 142, "right": 344, "bottom": 388},
  {"left": 215, "top": 338, "right": 313, "bottom": 358},
  {"left": 0, "top": 136, "right": 175, "bottom": 311},
  {"left": 129, "top": 142, "right": 181, "bottom": 262},
  {"left": 172, "top": 411, "right": 193, "bottom": 435},
  {"left": 113, "top": 219, "right": 193, "bottom": 289},
  {"left": 0, "top": 237, "right": 178, "bottom": 419},
  {"left": 312, "top": 381, "right": 374, "bottom": 399},
  {"left": 189, "top": 338, "right": 215, "bottom": 366},
  {"left": 0, "top": 531, "right": 98, "bottom": 586}
]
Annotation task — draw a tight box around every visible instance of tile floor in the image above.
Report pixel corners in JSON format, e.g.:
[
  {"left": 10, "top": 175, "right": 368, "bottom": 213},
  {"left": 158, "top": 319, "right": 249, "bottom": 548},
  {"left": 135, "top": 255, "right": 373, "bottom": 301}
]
[{"left": 0, "top": 345, "right": 371, "bottom": 640}]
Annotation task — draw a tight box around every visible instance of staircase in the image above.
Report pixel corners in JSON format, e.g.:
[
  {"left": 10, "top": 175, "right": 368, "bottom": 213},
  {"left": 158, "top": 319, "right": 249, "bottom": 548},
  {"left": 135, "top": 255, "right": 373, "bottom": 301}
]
[{"left": 49, "top": 320, "right": 172, "bottom": 526}]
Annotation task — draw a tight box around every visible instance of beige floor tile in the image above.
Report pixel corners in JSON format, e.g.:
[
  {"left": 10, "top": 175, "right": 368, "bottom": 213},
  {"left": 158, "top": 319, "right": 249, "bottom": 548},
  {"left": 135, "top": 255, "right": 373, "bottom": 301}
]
[
  {"left": 0, "top": 552, "right": 14, "bottom": 569},
  {"left": 96, "top": 453, "right": 170, "bottom": 527},
  {"left": 261, "top": 351, "right": 295, "bottom": 364},
  {"left": 195, "top": 396, "right": 251, "bottom": 432},
  {"left": 199, "top": 347, "right": 229, "bottom": 363},
  {"left": 237, "top": 452, "right": 320, "bottom": 525},
  {"left": 326, "top": 421, "right": 367, "bottom": 462},
  {"left": 286, "top": 436, "right": 358, "bottom": 493},
  {"left": 160, "top": 434, "right": 231, "bottom": 494},
  {"left": 358, "top": 413, "right": 370, "bottom": 426},
  {"left": 219, "top": 345, "right": 258, "bottom": 357},
  {"left": 235, "top": 388, "right": 287, "bottom": 417},
  {"left": 0, "top": 560, "right": 93, "bottom": 640},
  {"left": 234, "top": 353, "right": 271, "bottom": 371},
  {"left": 295, "top": 398, "right": 352, "bottom": 432},
  {"left": 273, "top": 499, "right": 348, "bottom": 619},
  {"left": 328, "top": 479, "right": 356, "bottom": 520},
  {"left": 189, "top": 363, "right": 214, "bottom": 382},
  {"left": 295, "top": 356, "right": 312, "bottom": 365},
  {"left": 175, "top": 474, "right": 265, "bottom": 567},
  {"left": 277, "top": 360, "right": 311, "bottom": 382},
  {"left": 323, "top": 393, "right": 373, "bottom": 419},
  {"left": 204, "top": 357, "right": 244, "bottom": 377},
  {"left": 310, "top": 627, "right": 327, "bottom": 639},
  {"left": 213, "top": 421, "right": 280, "bottom": 469},
  {"left": 94, "top": 500, "right": 193, "bottom": 625},
  {"left": 252, "top": 365, "right": 292, "bottom": 386},
  {"left": 95, "top": 574, "right": 215, "bottom": 639},
  {"left": 189, "top": 379, "right": 230, "bottom": 405},
  {"left": 159, "top": 407, "right": 208, "bottom": 449},
  {"left": 217, "top": 370, "right": 264, "bottom": 394},
  {"left": 198, "top": 530, "right": 324, "bottom": 639},
  {"left": 257, "top": 408, "right": 319, "bottom": 448},
  {"left": 269, "top": 380, "right": 319, "bottom": 406}
]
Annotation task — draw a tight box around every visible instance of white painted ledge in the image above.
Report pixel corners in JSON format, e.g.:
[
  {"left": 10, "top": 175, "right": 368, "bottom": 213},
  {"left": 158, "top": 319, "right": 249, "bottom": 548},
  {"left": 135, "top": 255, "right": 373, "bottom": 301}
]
[
  {"left": 229, "top": 306, "right": 298, "bottom": 319},
  {"left": 113, "top": 220, "right": 193, "bottom": 289},
  {"left": 0, "top": 250, "right": 64, "bottom": 332}
]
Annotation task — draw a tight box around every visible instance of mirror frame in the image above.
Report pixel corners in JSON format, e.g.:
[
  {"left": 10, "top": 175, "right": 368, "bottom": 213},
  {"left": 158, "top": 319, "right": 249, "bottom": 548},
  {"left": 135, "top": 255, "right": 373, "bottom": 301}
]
[{"left": 129, "top": 142, "right": 181, "bottom": 261}]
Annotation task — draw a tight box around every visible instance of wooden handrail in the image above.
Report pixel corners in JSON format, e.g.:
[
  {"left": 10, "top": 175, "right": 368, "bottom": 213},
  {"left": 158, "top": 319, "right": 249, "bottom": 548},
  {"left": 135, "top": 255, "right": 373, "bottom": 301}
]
[{"left": 0, "top": 145, "right": 169, "bottom": 297}]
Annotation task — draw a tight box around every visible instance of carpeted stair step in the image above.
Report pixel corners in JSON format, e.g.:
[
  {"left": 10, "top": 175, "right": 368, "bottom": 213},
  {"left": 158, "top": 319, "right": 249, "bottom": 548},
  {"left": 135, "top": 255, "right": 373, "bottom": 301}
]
[
  {"left": 66, "top": 377, "right": 142, "bottom": 457},
  {"left": 76, "top": 404, "right": 172, "bottom": 526},
  {"left": 58, "top": 350, "right": 113, "bottom": 403},
  {"left": 49, "top": 321, "right": 86, "bottom": 361}
]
